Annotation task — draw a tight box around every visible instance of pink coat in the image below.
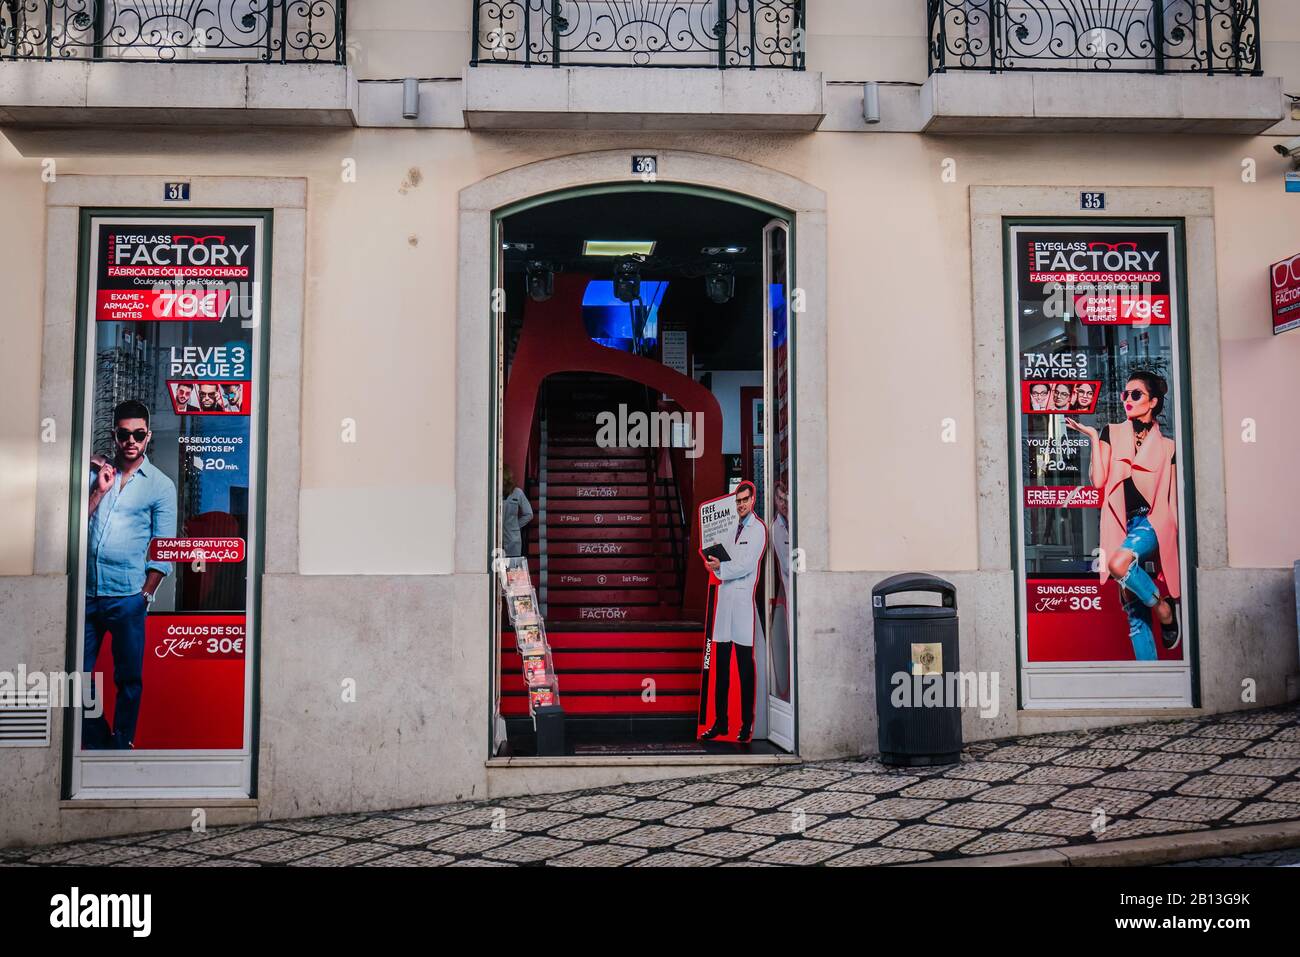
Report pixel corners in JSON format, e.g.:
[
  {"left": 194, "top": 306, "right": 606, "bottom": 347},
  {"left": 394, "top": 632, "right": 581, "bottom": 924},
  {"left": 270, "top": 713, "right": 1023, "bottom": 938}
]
[{"left": 1095, "top": 420, "right": 1180, "bottom": 599}]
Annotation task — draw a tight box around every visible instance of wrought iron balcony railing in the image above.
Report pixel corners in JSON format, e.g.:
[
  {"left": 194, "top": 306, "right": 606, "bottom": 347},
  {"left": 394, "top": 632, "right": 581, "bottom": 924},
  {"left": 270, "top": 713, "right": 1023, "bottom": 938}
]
[
  {"left": 928, "top": 0, "right": 1261, "bottom": 76},
  {"left": 0, "top": 1, "right": 346, "bottom": 63},
  {"left": 471, "top": 1, "right": 804, "bottom": 69}
]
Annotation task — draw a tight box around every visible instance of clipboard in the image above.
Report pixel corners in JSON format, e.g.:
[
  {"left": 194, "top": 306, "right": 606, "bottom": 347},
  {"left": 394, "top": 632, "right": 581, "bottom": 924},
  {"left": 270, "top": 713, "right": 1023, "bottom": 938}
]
[{"left": 701, "top": 543, "right": 731, "bottom": 563}]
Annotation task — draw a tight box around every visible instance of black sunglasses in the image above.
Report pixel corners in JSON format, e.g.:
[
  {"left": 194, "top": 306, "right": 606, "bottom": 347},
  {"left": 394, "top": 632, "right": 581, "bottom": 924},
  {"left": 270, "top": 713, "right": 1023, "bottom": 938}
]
[
  {"left": 115, "top": 428, "right": 148, "bottom": 443},
  {"left": 1121, "top": 389, "right": 1147, "bottom": 401}
]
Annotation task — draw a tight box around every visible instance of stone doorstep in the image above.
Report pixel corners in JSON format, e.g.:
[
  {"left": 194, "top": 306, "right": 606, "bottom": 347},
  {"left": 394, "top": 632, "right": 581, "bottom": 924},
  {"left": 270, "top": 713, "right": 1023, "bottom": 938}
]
[{"left": 907, "top": 820, "right": 1300, "bottom": 868}]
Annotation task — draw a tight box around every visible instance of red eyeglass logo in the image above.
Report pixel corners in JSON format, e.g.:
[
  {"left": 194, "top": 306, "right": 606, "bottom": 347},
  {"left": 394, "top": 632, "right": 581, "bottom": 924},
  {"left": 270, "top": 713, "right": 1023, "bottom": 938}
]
[{"left": 1272, "top": 254, "right": 1300, "bottom": 289}]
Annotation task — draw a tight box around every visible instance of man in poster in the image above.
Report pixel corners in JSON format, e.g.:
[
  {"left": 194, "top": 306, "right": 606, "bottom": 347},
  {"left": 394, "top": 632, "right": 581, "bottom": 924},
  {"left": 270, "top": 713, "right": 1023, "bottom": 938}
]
[
  {"left": 83, "top": 400, "right": 177, "bottom": 749},
  {"left": 700, "top": 481, "right": 767, "bottom": 742}
]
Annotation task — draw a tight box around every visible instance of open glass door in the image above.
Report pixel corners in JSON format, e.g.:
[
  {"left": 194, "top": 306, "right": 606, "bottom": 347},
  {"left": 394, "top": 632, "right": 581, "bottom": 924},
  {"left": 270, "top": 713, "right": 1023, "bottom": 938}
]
[
  {"left": 490, "top": 215, "right": 507, "bottom": 755},
  {"left": 763, "top": 219, "right": 795, "bottom": 751}
]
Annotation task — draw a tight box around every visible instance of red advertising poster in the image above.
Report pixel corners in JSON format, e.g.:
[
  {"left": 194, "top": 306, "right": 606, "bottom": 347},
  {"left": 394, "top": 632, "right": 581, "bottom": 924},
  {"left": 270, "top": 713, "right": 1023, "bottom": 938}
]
[
  {"left": 1025, "top": 578, "right": 1182, "bottom": 663},
  {"left": 1010, "top": 225, "right": 1192, "bottom": 706},
  {"left": 74, "top": 216, "right": 264, "bottom": 790},
  {"left": 91, "top": 615, "right": 246, "bottom": 749},
  {"left": 1021, "top": 380, "right": 1100, "bottom": 415},
  {"left": 696, "top": 483, "right": 766, "bottom": 744},
  {"left": 1271, "top": 252, "right": 1300, "bottom": 335}
]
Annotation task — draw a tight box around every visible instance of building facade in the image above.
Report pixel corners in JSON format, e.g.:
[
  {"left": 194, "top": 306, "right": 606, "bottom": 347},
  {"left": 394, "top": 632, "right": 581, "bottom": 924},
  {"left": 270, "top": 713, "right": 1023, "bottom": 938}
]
[{"left": 1, "top": 0, "right": 1298, "bottom": 846}]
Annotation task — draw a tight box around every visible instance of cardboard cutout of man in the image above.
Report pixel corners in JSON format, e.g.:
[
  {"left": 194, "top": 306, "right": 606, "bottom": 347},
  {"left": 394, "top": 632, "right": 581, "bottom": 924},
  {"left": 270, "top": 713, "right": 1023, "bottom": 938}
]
[{"left": 700, "top": 481, "right": 767, "bottom": 743}]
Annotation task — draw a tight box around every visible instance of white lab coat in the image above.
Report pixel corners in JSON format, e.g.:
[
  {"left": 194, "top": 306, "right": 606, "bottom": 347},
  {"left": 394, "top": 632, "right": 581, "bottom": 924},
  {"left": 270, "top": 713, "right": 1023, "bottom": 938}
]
[{"left": 710, "top": 511, "right": 767, "bottom": 647}]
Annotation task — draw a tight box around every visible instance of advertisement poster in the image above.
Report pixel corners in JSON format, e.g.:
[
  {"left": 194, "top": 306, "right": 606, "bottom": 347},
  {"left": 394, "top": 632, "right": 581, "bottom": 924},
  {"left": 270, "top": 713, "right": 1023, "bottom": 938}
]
[
  {"left": 73, "top": 216, "right": 265, "bottom": 777},
  {"left": 696, "top": 485, "right": 766, "bottom": 744},
  {"left": 1009, "top": 225, "right": 1192, "bottom": 707},
  {"left": 1271, "top": 252, "right": 1300, "bottom": 335},
  {"left": 698, "top": 491, "right": 738, "bottom": 570}
]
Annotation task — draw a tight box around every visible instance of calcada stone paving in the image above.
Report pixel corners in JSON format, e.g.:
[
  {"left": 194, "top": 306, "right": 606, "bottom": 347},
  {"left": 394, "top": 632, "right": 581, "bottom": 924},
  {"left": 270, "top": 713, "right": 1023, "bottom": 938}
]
[{"left": 5, "top": 704, "right": 1300, "bottom": 867}]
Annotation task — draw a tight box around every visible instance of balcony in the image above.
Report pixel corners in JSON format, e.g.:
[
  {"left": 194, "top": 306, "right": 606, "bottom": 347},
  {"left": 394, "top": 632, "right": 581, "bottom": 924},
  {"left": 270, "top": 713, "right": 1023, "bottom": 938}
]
[
  {"left": 0, "top": 1, "right": 356, "bottom": 128},
  {"left": 921, "top": 1, "right": 1283, "bottom": 133},
  {"left": 463, "top": 1, "right": 823, "bottom": 130},
  {"left": 471, "top": 0, "right": 804, "bottom": 70}
]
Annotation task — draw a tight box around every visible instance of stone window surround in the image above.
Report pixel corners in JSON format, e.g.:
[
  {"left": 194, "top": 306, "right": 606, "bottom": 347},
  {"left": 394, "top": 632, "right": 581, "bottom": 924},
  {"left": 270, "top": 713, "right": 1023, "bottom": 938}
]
[
  {"left": 969, "top": 186, "right": 1227, "bottom": 576},
  {"left": 34, "top": 176, "right": 307, "bottom": 580}
]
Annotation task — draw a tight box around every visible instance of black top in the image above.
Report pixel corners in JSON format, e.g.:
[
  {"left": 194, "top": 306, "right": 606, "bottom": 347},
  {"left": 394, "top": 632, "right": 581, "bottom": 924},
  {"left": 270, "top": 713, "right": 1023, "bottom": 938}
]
[
  {"left": 1098, "top": 424, "right": 1178, "bottom": 517},
  {"left": 1099, "top": 425, "right": 1150, "bottom": 517}
]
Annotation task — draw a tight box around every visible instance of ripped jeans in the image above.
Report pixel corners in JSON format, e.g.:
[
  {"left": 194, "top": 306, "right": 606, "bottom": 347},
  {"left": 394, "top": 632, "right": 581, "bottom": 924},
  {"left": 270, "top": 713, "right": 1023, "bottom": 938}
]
[{"left": 1116, "top": 513, "right": 1161, "bottom": 661}]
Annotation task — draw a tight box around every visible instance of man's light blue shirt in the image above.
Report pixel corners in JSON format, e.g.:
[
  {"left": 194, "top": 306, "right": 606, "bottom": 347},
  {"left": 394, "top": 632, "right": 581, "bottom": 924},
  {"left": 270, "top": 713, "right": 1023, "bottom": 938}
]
[{"left": 86, "top": 455, "right": 177, "bottom": 597}]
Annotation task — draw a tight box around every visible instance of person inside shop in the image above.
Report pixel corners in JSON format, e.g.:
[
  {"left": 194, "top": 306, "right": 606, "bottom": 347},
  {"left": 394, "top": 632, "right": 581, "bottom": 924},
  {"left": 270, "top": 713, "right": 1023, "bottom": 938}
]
[
  {"left": 83, "top": 400, "right": 178, "bottom": 749},
  {"left": 501, "top": 464, "right": 533, "bottom": 559},
  {"left": 1029, "top": 383, "right": 1051, "bottom": 411},
  {"left": 1066, "top": 370, "right": 1180, "bottom": 659},
  {"left": 701, "top": 480, "right": 768, "bottom": 743}
]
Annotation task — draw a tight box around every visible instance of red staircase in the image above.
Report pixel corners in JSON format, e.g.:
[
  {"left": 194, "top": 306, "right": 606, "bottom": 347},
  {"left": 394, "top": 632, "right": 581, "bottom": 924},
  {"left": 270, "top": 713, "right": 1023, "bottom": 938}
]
[{"left": 500, "top": 373, "right": 704, "bottom": 721}]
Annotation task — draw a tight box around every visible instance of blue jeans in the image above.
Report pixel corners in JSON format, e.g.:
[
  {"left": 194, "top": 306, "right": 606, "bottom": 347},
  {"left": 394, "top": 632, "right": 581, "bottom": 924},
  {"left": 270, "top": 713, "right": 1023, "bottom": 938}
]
[
  {"left": 82, "top": 593, "right": 147, "bottom": 749},
  {"left": 1116, "top": 514, "right": 1161, "bottom": 662}
]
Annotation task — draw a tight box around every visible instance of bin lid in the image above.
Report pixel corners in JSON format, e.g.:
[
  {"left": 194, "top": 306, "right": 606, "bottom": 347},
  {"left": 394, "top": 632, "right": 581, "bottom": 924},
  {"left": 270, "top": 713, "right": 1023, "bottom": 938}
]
[
  {"left": 872, "top": 572, "right": 958, "bottom": 617},
  {"left": 873, "top": 604, "right": 957, "bottom": 621}
]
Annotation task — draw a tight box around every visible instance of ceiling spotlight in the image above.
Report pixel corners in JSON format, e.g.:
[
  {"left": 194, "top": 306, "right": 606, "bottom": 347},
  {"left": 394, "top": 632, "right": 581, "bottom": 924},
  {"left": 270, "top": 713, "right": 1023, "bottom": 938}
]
[
  {"left": 526, "top": 261, "right": 554, "bottom": 302},
  {"left": 701, "top": 245, "right": 746, "bottom": 256},
  {"left": 503, "top": 241, "right": 535, "bottom": 252},
  {"left": 705, "top": 263, "right": 735, "bottom": 304},
  {"left": 613, "top": 257, "right": 642, "bottom": 304}
]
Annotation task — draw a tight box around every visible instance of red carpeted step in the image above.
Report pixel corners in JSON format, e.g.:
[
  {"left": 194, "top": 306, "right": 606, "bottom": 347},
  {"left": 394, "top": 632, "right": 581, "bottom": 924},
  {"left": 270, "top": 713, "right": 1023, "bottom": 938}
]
[
  {"left": 533, "top": 557, "right": 677, "bottom": 573},
  {"left": 544, "top": 541, "right": 677, "bottom": 557},
  {"left": 548, "top": 458, "right": 647, "bottom": 471},
  {"left": 501, "top": 673, "right": 700, "bottom": 694},
  {"left": 547, "top": 605, "right": 690, "bottom": 623},
  {"left": 531, "top": 527, "right": 659, "bottom": 542},
  {"left": 545, "top": 471, "right": 649, "bottom": 484},
  {"left": 532, "top": 499, "right": 659, "bottom": 513},
  {"left": 503, "top": 631, "right": 703, "bottom": 651},
  {"left": 546, "top": 588, "right": 664, "bottom": 605},
  {"left": 500, "top": 695, "right": 698, "bottom": 717},
  {"left": 542, "top": 445, "right": 644, "bottom": 458},
  {"left": 548, "top": 571, "right": 670, "bottom": 589},
  {"left": 545, "top": 484, "right": 660, "bottom": 499},
  {"left": 547, "top": 511, "right": 669, "bottom": 527}
]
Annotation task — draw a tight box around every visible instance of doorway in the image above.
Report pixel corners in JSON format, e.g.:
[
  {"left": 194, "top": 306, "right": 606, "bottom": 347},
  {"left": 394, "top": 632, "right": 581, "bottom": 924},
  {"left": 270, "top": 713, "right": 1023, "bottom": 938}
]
[{"left": 490, "top": 185, "right": 797, "bottom": 757}]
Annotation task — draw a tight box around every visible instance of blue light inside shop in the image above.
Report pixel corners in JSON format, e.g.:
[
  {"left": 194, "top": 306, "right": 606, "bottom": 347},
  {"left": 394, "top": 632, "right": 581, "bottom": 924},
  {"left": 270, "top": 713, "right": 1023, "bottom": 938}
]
[
  {"left": 583, "top": 280, "right": 667, "bottom": 350},
  {"left": 770, "top": 283, "right": 787, "bottom": 349}
]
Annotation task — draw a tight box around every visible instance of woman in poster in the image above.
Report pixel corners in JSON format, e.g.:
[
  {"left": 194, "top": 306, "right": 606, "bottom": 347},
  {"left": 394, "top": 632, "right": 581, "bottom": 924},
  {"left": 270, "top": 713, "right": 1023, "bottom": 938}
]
[{"left": 1066, "top": 371, "right": 1180, "bottom": 661}]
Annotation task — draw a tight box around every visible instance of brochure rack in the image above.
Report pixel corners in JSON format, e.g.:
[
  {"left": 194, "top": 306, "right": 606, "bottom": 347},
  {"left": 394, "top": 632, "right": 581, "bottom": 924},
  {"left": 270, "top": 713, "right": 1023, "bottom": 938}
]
[{"left": 499, "top": 557, "right": 563, "bottom": 727}]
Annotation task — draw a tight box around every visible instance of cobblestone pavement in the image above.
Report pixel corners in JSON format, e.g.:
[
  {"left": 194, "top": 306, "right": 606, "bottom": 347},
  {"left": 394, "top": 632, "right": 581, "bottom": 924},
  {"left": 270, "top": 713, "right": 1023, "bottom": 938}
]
[
  {"left": 5, "top": 705, "right": 1300, "bottom": 867},
  {"left": 1167, "top": 847, "right": 1300, "bottom": 867}
]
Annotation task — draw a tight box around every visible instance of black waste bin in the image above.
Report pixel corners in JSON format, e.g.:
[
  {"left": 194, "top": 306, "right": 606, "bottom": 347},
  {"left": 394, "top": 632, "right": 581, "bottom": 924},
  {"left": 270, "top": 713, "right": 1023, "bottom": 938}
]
[{"left": 872, "top": 573, "right": 963, "bottom": 766}]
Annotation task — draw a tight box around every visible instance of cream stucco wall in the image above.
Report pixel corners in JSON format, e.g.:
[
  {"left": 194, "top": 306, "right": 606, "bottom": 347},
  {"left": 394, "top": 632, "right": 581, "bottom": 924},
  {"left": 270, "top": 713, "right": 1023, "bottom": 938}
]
[
  {"left": 1, "top": 125, "right": 1298, "bottom": 575},
  {"left": 0, "top": 142, "right": 44, "bottom": 575},
  {"left": 354, "top": 0, "right": 1300, "bottom": 94}
]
